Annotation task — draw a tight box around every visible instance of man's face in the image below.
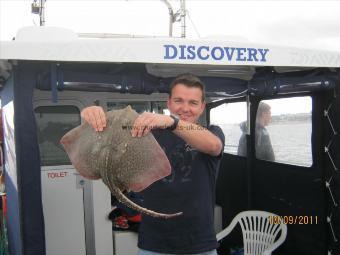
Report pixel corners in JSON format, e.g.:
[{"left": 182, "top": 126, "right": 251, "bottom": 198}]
[
  {"left": 262, "top": 110, "right": 272, "bottom": 126},
  {"left": 167, "top": 83, "right": 205, "bottom": 124}
]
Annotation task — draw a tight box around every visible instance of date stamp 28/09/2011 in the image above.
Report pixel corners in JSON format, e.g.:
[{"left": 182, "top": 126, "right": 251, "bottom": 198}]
[{"left": 268, "top": 215, "right": 318, "bottom": 225}]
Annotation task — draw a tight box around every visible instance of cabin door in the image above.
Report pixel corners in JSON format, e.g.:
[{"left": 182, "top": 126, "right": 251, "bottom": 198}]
[
  {"left": 208, "top": 99, "right": 249, "bottom": 251},
  {"left": 34, "top": 103, "right": 88, "bottom": 255},
  {"left": 209, "top": 96, "right": 327, "bottom": 255}
]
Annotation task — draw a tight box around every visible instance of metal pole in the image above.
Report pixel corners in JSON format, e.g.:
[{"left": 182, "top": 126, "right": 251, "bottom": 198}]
[
  {"left": 180, "top": 0, "right": 186, "bottom": 38},
  {"left": 169, "top": 12, "right": 173, "bottom": 37},
  {"left": 160, "top": 0, "right": 174, "bottom": 37},
  {"left": 40, "top": 0, "right": 46, "bottom": 26},
  {"left": 246, "top": 94, "right": 252, "bottom": 209},
  {"left": 246, "top": 95, "right": 251, "bottom": 136}
]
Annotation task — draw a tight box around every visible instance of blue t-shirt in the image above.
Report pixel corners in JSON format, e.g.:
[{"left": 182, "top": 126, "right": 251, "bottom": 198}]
[{"left": 138, "top": 125, "right": 225, "bottom": 254}]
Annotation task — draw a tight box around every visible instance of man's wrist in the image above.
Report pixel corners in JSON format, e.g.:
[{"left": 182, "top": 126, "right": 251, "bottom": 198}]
[{"left": 167, "top": 115, "right": 179, "bottom": 131}]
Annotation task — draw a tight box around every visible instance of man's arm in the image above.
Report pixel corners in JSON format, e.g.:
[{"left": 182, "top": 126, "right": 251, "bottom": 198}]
[
  {"left": 173, "top": 120, "right": 223, "bottom": 157},
  {"left": 132, "top": 112, "right": 223, "bottom": 157},
  {"left": 80, "top": 107, "right": 223, "bottom": 157}
]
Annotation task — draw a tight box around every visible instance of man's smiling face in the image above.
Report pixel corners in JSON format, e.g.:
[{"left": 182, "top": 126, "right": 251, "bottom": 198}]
[{"left": 167, "top": 83, "right": 205, "bottom": 124}]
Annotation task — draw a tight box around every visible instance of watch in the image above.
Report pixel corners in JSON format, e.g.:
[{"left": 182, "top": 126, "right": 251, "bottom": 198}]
[{"left": 167, "top": 114, "right": 179, "bottom": 131}]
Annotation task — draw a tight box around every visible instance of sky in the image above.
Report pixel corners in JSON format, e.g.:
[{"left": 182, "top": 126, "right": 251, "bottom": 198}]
[
  {"left": 210, "top": 97, "right": 312, "bottom": 124},
  {"left": 1, "top": 0, "right": 340, "bottom": 47}
]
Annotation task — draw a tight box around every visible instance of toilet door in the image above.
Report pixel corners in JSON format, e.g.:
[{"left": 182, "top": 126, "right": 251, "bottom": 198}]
[{"left": 35, "top": 103, "right": 87, "bottom": 255}]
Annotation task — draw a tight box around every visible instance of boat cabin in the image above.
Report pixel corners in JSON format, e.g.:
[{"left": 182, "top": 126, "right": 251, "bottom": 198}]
[{"left": 0, "top": 26, "right": 339, "bottom": 255}]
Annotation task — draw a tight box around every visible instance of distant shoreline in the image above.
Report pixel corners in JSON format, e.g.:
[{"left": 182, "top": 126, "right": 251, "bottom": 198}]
[{"left": 270, "top": 112, "right": 311, "bottom": 124}]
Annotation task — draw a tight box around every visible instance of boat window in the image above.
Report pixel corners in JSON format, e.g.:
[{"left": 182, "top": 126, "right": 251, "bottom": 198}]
[
  {"left": 107, "top": 101, "right": 151, "bottom": 113},
  {"left": 107, "top": 101, "right": 169, "bottom": 114},
  {"left": 255, "top": 97, "right": 312, "bottom": 167},
  {"left": 106, "top": 99, "right": 210, "bottom": 132},
  {"left": 35, "top": 106, "right": 81, "bottom": 166},
  {"left": 151, "top": 102, "right": 169, "bottom": 115},
  {"left": 210, "top": 102, "right": 247, "bottom": 155}
]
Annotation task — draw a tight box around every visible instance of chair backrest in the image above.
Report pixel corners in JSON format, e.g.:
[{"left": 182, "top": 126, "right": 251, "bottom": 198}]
[{"left": 216, "top": 210, "right": 287, "bottom": 255}]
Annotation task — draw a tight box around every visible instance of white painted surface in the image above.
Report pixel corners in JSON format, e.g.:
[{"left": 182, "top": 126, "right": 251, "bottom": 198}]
[
  {"left": 41, "top": 167, "right": 86, "bottom": 255},
  {"left": 113, "top": 231, "right": 138, "bottom": 255},
  {"left": 1, "top": 26, "right": 340, "bottom": 68},
  {"left": 92, "top": 180, "right": 114, "bottom": 255}
]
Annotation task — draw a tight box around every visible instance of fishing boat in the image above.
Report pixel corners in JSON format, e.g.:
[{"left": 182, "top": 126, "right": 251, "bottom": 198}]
[{"left": 0, "top": 25, "right": 339, "bottom": 255}]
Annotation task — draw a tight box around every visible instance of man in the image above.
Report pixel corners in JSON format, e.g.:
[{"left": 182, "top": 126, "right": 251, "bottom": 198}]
[
  {"left": 237, "top": 101, "right": 275, "bottom": 161},
  {"left": 81, "top": 74, "right": 225, "bottom": 255}
]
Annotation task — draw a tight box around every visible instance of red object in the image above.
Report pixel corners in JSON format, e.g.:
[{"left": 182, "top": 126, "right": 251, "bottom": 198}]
[
  {"left": 114, "top": 216, "right": 129, "bottom": 229},
  {"left": 127, "top": 214, "right": 141, "bottom": 223}
]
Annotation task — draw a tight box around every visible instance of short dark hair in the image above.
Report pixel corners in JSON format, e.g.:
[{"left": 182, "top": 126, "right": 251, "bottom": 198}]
[
  {"left": 169, "top": 73, "right": 205, "bottom": 102},
  {"left": 257, "top": 102, "right": 271, "bottom": 117}
]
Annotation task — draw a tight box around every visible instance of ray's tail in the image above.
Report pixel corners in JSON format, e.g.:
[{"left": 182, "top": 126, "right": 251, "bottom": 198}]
[{"left": 111, "top": 185, "right": 183, "bottom": 219}]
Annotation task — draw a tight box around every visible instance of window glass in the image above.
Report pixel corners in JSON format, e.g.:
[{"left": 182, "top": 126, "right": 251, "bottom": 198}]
[
  {"left": 107, "top": 101, "right": 169, "bottom": 115},
  {"left": 106, "top": 100, "right": 212, "bottom": 132},
  {"left": 256, "top": 97, "right": 312, "bottom": 166},
  {"left": 107, "top": 101, "right": 150, "bottom": 113},
  {"left": 35, "top": 106, "right": 81, "bottom": 166},
  {"left": 151, "top": 102, "right": 169, "bottom": 115},
  {"left": 210, "top": 102, "right": 247, "bottom": 155}
]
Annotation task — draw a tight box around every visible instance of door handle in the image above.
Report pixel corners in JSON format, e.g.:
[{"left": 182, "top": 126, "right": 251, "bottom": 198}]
[{"left": 75, "top": 173, "right": 85, "bottom": 189}]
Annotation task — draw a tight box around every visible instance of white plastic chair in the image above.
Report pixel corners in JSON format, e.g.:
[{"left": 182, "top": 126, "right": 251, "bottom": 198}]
[{"left": 216, "top": 210, "right": 287, "bottom": 255}]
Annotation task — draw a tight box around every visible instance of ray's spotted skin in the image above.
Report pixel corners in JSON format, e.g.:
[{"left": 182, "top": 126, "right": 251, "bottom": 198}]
[{"left": 60, "top": 106, "right": 182, "bottom": 218}]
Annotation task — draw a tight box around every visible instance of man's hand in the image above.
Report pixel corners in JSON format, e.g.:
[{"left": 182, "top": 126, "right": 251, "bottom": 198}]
[
  {"left": 131, "top": 112, "right": 174, "bottom": 137},
  {"left": 81, "top": 106, "right": 107, "bottom": 132}
]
